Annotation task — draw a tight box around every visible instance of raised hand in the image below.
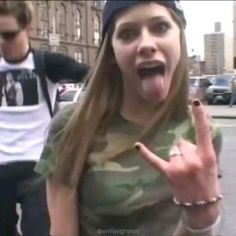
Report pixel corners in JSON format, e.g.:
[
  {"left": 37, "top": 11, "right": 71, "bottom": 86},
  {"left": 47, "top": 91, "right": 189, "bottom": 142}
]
[{"left": 134, "top": 100, "right": 221, "bottom": 204}]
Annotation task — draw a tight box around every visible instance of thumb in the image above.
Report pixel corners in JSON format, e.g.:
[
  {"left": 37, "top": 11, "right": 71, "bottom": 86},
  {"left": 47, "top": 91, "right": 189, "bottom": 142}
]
[{"left": 134, "top": 142, "right": 168, "bottom": 174}]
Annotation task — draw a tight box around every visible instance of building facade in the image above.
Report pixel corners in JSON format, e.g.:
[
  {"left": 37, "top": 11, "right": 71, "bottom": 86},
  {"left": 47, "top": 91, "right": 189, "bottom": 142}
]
[
  {"left": 204, "top": 22, "right": 233, "bottom": 75},
  {"left": 204, "top": 32, "right": 225, "bottom": 75},
  {"left": 188, "top": 55, "right": 205, "bottom": 76},
  {"left": 30, "top": 0, "right": 104, "bottom": 66}
]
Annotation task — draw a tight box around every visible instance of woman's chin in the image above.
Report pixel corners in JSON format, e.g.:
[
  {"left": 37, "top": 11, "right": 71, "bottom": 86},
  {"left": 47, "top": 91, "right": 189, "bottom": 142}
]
[{"left": 143, "top": 91, "right": 167, "bottom": 105}]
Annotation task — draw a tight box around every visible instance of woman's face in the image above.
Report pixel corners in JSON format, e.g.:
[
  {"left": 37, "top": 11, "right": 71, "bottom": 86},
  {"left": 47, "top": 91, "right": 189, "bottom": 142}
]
[{"left": 111, "top": 3, "right": 181, "bottom": 104}]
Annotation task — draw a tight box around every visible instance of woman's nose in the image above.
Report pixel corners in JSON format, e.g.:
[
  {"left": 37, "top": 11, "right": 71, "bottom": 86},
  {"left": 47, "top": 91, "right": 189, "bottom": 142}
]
[{"left": 137, "top": 31, "right": 157, "bottom": 57}]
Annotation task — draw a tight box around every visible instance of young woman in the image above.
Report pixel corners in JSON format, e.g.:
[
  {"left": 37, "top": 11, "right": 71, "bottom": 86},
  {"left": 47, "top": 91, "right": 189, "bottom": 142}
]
[{"left": 35, "top": 1, "right": 223, "bottom": 235}]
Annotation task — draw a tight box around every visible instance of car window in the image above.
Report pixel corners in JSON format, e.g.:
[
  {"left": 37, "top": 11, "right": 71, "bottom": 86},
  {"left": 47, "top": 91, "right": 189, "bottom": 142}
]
[
  {"left": 212, "top": 77, "right": 231, "bottom": 86},
  {"left": 199, "top": 79, "right": 210, "bottom": 87},
  {"left": 60, "top": 90, "right": 76, "bottom": 102}
]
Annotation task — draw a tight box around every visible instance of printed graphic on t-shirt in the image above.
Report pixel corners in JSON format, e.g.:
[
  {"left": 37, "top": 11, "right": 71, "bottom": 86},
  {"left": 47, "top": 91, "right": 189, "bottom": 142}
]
[{"left": 0, "top": 69, "right": 38, "bottom": 107}]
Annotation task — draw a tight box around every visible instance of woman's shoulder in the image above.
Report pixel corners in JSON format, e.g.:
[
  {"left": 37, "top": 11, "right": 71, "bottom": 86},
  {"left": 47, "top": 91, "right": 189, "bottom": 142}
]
[
  {"left": 165, "top": 114, "right": 222, "bottom": 144},
  {"left": 50, "top": 104, "right": 76, "bottom": 136},
  {"left": 34, "top": 104, "right": 77, "bottom": 178}
]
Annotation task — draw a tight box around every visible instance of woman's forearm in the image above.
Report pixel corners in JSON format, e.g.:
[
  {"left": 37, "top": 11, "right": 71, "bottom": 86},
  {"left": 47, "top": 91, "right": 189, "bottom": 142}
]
[{"left": 47, "top": 180, "right": 79, "bottom": 236}]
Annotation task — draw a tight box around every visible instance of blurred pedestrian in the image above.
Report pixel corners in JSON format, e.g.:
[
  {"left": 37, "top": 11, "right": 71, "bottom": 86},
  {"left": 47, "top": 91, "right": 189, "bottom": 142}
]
[{"left": 229, "top": 76, "right": 236, "bottom": 107}]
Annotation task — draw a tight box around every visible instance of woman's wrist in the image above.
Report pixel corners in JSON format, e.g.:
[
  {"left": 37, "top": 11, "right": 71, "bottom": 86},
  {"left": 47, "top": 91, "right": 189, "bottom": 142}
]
[{"left": 183, "top": 202, "right": 220, "bottom": 230}]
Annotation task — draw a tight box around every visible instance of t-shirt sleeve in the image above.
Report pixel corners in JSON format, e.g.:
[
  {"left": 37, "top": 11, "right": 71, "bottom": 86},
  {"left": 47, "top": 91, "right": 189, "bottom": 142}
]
[
  {"left": 44, "top": 51, "right": 89, "bottom": 83},
  {"left": 34, "top": 105, "right": 74, "bottom": 178}
]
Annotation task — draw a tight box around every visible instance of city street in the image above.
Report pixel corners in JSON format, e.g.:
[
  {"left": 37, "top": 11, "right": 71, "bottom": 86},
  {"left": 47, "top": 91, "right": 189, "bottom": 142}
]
[{"left": 215, "top": 119, "right": 236, "bottom": 236}]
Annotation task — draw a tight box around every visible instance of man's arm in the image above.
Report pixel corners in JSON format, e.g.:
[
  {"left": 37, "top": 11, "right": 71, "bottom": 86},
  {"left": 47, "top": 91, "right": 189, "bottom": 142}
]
[{"left": 44, "top": 51, "right": 89, "bottom": 83}]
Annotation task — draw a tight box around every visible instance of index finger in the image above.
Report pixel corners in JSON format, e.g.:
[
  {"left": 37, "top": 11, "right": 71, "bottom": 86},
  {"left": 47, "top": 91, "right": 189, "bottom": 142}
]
[{"left": 191, "top": 100, "right": 214, "bottom": 153}]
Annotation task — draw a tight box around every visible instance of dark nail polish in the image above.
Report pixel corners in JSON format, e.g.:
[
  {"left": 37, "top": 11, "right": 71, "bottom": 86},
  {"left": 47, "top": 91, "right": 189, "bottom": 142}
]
[
  {"left": 134, "top": 144, "right": 140, "bottom": 151},
  {"left": 193, "top": 100, "right": 200, "bottom": 106}
]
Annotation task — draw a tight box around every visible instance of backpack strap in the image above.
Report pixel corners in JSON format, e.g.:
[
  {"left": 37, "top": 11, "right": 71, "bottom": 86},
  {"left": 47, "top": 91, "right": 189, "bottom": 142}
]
[{"left": 33, "top": 50, "right": 54, "bottom": 118}]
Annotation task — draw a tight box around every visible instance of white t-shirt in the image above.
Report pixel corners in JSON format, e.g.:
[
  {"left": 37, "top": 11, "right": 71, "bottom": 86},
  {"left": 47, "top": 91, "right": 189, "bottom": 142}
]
[{"left": 0, "top": 52, "right": 58, "bottom": 164}]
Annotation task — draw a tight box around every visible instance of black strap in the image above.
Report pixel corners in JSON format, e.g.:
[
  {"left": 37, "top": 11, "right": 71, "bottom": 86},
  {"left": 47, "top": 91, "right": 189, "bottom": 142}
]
[{"left": 33, "top": 50, "right": 54, "bottom": 118}]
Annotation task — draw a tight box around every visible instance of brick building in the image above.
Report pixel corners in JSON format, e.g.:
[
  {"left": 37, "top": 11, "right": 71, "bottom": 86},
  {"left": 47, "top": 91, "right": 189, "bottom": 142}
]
[{"left": 30, "top": 1, "right": 104, "bottom": 66}]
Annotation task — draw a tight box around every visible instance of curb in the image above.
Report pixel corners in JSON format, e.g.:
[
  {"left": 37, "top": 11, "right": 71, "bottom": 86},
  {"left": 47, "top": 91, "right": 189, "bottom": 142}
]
[{"left": 212, "top": 116, "right": 236, "bottom": 119}]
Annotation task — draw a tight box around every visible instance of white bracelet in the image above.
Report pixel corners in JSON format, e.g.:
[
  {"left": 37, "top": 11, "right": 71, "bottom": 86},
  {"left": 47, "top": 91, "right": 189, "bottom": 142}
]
[
  {"left": 186, "top": 214, "right": 221, "bottom": 235},
  {"left": 173, "top": 194, "right": 223, "bottom": 207}
]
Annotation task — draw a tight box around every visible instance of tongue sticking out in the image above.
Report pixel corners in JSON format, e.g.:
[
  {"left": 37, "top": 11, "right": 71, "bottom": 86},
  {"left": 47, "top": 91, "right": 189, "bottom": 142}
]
[
  {"left": 142, "top": 74, "right": 164, "bottom": 96},
  {"left": 138, "top": 65, "right": 166, "bottom": 97}
]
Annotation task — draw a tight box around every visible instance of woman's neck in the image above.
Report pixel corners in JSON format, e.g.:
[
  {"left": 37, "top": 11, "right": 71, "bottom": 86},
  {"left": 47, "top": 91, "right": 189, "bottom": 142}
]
[{"left": 120, "top": 89, "right": 157, "bottom": 126}]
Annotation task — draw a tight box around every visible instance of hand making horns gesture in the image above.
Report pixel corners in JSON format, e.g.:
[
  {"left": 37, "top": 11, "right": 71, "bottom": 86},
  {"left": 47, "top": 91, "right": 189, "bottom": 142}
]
[{"left": 134, "top": 100, "right": 221, "bottom": 205}]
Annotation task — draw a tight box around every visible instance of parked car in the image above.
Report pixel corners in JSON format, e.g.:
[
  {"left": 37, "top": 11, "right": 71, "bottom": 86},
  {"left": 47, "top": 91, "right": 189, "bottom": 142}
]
[
  {"left": 58, "top": 82, "right": 83, "bottom": 94},
  {"left": 59, "top": 87, "right": 85, "bottom": 109},
  {"left": 206, "top": 75, "right": 232, "bottom": 104},
  {"left": 189, "top": 76, "right": 211, "bottom": 102}
]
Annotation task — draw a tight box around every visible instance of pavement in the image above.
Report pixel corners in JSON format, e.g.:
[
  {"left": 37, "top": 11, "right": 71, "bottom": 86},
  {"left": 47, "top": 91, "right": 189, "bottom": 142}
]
[
  {"left": 205, "top": 105, "right": 236, "bottom": 119},
  {"left": 216, "top": 119, "right": 236, "bottom": 236}
]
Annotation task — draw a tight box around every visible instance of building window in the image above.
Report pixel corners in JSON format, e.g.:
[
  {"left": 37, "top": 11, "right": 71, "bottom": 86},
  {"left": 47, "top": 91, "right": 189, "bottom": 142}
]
[
  {"left": 57, "top": 3, "right": 67, "bottom": 40},
  {"left": 38, "top": 1, "right": 49, "bottom": 38},
  {"left": 58, "top": 45, "right": 68, "bottom": 55},
  {"left": 93, "top": 14, "right": 100, "bottom": 46},
  {"left": 74, "top": 50, "right": 83, "bottom": 63},
  {"left": 74, "top": 8, "right": 81, "bottom": 41}
]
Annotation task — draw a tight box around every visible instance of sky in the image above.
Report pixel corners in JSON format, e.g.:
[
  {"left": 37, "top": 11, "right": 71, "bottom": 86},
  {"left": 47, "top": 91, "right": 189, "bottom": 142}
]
[{"left": 180, "top": 1, "right": 233, "bottom": 59}]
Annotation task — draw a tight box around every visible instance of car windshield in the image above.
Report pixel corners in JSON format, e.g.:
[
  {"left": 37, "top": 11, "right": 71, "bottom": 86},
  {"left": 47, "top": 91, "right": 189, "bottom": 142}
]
[
  {"left": 212, "top": 76, "right": 231, "bottom": 86},
  {"left": 60, "top": 90, "right": 77, "bottom": 101}
]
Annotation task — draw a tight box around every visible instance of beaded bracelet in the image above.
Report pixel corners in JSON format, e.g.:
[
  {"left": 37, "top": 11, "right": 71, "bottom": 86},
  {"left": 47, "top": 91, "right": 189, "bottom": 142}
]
[{"left": 173, "top": 194, "right": 223, "bottom": 207}]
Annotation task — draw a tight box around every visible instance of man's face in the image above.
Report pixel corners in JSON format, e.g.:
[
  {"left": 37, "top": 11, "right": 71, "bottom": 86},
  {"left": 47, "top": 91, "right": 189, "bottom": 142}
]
[{"left": 0, "top": 14, "right": 29, "bottom": 56}]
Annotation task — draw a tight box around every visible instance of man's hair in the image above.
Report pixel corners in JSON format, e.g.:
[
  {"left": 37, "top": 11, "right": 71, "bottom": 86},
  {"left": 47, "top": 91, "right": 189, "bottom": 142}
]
[{"left": 0, "top": 1, "right": 33, "bottom": 28}]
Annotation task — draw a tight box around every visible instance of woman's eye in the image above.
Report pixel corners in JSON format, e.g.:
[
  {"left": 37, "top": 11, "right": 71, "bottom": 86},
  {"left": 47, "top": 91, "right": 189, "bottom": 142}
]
[
  {"left": 118, "top": 29, "right": 138, "bottom": 41},
  {"left": 153, "top": 22, "right": 170, "bottom": 34}
]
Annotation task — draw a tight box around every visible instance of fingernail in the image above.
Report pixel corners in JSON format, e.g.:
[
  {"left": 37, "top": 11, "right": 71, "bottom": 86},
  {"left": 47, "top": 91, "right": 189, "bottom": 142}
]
[
  {"left": 192, "top": 100, "right": 200, "bottom": 106},
  {"left": 134, "top": 143, "right": 140, "bottom": 151}
]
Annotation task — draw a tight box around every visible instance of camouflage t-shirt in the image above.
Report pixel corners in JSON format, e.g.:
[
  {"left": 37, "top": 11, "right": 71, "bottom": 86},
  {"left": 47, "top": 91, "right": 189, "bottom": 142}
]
[{"left": 35, "top": 105, "right": 222, "bottom": 236}]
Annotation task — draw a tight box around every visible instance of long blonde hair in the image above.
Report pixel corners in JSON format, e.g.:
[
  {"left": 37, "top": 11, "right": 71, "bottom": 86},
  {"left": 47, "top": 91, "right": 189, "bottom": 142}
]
[{"left": 53, "top": 9, "right": 189, "bottom": 187}]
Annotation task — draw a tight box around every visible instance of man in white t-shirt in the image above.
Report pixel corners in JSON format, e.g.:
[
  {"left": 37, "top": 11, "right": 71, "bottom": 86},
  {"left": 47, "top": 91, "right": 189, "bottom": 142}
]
[{"left": 0, "top": 1, "right": 89, "bottom": 236}]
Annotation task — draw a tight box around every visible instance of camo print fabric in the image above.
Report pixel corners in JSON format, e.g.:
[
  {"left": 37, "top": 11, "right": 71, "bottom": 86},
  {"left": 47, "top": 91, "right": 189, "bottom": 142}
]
[{"left": 35, "top": 106, "right": 222, "bottom": 236}]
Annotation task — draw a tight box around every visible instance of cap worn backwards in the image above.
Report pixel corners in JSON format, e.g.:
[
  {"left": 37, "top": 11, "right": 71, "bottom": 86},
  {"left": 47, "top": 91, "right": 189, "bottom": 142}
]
[{"left": 102, "top": 0, "right": 186, "bottom": 41}]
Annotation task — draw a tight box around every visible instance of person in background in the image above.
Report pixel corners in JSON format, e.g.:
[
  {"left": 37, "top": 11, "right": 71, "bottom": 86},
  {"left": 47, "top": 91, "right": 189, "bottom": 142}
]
[
  {"left": 229, "top": 76, "right": 236, "bottom": 107},
  {"left": 36, "top": 1, "right": 223, "bottom": 236},
  {"left": 0, "top": 1, "right": 89, "bottom": 236}
]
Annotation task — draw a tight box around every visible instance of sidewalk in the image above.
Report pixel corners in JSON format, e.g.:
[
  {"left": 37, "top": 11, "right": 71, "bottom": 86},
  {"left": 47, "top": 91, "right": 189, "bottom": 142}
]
[{"left": 205, "top": 105, "right": 236, "bottom": 119}]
